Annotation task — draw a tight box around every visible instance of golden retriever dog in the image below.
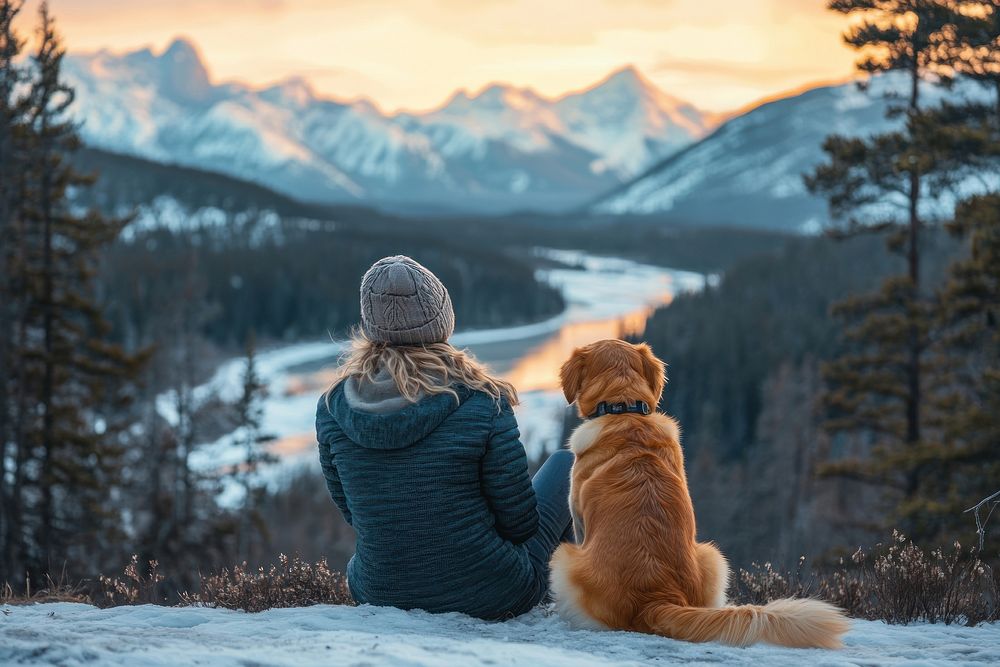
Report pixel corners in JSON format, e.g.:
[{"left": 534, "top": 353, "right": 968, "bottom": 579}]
[{"left": 550, "top": 339, "right": 849, "bottom": 648}]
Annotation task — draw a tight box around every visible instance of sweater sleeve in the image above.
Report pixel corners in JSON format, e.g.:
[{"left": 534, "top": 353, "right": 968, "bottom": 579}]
[
  {"left": 316, "top": 396, "right": 352, "bottom": 526},
  {"left": 481, "top": 400, "right": 538, "bottom": 544}
]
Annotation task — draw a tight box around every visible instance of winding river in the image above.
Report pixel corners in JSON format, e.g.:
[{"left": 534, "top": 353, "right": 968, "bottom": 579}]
[{"left": 175, "top": 249, "right": 705, "bottom": 491}]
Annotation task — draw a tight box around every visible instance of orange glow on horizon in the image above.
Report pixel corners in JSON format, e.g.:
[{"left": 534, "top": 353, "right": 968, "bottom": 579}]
[{"left": 19, "top": 0, "right": 860, "bottom": 115}]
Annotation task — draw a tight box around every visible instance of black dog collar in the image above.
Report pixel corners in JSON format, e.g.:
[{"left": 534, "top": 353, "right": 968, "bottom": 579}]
[{"left": 586, "top": 400, "right": 652, "bottom": 420}]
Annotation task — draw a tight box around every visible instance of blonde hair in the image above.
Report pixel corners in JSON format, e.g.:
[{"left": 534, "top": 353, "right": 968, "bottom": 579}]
[{"left": 327, "top": 330, "right": 518, "bottom": 407}]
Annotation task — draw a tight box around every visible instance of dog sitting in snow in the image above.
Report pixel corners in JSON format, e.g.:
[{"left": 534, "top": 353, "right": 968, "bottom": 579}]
[{"left": 550, "top": 339, "right": 849, "bottom": 648}]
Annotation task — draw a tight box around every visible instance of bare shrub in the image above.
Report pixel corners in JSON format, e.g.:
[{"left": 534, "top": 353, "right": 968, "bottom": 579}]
[
  {"left": 843, "top": 532, "right": 998, "bottom": 625},
  {"left": 181, "top": 554, "right": 353, "bottom": 612},
  {"left": 733, "top": 532, "right": 1000, "bottom": 625},
  {"left": 813, "top": 561, "right": 869, "bottom": 619},
  {"left": 97, "top": 555, "right": 167, "bottom": 607},
  {"left": 735, "top": 557, "right": 811, "bottom": 605}
]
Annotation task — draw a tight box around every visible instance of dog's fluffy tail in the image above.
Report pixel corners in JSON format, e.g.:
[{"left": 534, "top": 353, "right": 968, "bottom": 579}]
[{"left": 643, "top": 598, "right": 849, "bottom": 648}]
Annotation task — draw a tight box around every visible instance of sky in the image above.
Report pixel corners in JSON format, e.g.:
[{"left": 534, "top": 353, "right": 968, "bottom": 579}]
[{"left": 22, "top": 0, "right": 860, "bottom": 114}]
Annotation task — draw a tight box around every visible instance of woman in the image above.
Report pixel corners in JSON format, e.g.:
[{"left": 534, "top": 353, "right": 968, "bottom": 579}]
[{"left": 316, "top": 255, "right": 574, "bottom": 619}]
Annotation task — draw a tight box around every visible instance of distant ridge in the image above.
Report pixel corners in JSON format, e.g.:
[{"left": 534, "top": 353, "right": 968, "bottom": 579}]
[
  {"left": 63, "top": 39, "right": 718, "bottom": 215},
  {"left": 71, "top": 146, "right": 397, "bottom": 225},
  {"left": 590, "top": 74, "right": 986, "bottom": 231}
]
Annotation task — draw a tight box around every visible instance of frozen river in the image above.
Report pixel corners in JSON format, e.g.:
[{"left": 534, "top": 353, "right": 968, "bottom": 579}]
[{"left": 165, "top": 249, "right": 705, "bottom": 496}]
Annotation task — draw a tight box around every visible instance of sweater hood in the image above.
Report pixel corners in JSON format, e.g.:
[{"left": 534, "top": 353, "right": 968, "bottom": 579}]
[{"left": 326, "top": 372, "right": 470, "bottom": 450}]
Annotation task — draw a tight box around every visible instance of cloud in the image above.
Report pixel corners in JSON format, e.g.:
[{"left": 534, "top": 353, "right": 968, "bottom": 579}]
[
  {"left": 39, "top": 0, "right": 857, "bottom": 114},
  {"left": 654, "top": 57, "right": 829, "bottom": 84},
  {"left": 52, "top": 0, "right": 285, "bottom": 9}
]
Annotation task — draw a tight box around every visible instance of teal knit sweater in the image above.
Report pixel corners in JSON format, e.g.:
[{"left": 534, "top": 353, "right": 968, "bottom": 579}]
[{"left": 316, "top": 384, "right": 543, "bottom": 619}]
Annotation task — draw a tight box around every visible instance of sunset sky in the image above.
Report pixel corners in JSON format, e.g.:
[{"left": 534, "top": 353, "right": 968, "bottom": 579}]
[{"left": 25, "top": 0, "right": 859, "bottom": 113}]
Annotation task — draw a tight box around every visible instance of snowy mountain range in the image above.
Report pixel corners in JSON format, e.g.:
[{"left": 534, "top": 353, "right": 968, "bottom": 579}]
[
  {"left": 63, "top": 38, "right": 718, "bottom": 214},
  {"left": 591, "top": 75, "right": 986, "bottom": 230}
]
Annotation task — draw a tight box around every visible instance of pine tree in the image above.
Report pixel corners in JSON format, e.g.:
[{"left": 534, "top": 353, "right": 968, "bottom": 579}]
[
  {"left": 163, "top": 259, "right": 217, "bottom": 553},
  {"left": 10, "top": 2, "right": 144, "bottom": 583},
  {"left": 921, "top": 193, "right": 1000, "bottom": 539},
  {"left": 231, "top": 335, "right": 276, "bottom": 562},
  {"left": 806, "top": 0, "right": 960, "bottom": 538},
  {"left": 809, "top": 1, "right": 1000, "bottom": 541},
  {"left": 916, "top": 2, "right": 1000, "bottom": 541},
  {"left": 126, "top": 253, "right": 237, "bottom": 593},
  {"left": 0, "top": 0, "right": 30, "bottom": 585}
]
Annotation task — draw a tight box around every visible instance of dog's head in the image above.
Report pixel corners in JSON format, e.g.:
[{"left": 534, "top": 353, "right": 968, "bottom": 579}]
[{"left": 559, "top": 339, "right": 666, "bottom": 418}]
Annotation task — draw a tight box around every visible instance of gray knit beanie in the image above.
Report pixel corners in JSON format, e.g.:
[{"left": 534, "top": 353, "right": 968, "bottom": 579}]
[{"left": 360, "top": 255, "right": 455, "bottom": 345}]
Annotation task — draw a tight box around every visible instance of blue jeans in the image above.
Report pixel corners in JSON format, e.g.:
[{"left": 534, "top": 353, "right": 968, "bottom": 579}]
[{"left": 523, "top": 449, "right": 575, "bottom": 606}]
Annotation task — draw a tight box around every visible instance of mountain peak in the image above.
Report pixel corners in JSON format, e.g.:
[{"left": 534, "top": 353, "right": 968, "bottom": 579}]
[
  {"left": 162, "top": 37, "right": 200, "bottom": 60},
  {"left": 478, "top": 83, "right": 544, "bottom": 107},
  {"left": 157, "top": 37, "right": 212, "bottom": 104},
  {"left": 437, "top": 82, "right": 546, "bottom": 114},
  {"left": 593, "top": 64, "right": 659, "bottom": 96},
  {"left": 609, "top": 63, "right": 641, "bottom": 79},
  {"left": 566, "top": 63, "right": 705, "bottom": 126}
]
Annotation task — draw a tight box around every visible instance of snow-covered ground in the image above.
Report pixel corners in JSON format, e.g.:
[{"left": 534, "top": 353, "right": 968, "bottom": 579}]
[{"left": 3, "top": 601, "right": 998, "bottom": 666}]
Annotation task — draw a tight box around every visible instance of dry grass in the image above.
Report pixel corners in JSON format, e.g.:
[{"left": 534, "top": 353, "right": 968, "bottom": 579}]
[
  {"left": 734, "top": 532, "right": 1000, "bottom": 626},
  {"left": 180, "top": 554, "right": 354, "bottom": 613},
  {"left": 1, "top": 571, "right": 91, "bottom": 606},
  {"left": 3, "top": 554, "right": 353, "bottom": 613},
  {"left": 5, "top": 536, "right": 996, "bottom": 623}
]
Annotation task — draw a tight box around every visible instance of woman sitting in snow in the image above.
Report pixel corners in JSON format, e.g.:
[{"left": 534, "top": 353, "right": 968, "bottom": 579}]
[{"left": 316, "top": 255, "right": 574, "bottom": 619}]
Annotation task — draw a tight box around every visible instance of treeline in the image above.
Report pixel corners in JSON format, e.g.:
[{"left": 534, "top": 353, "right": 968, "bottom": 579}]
[
  {"left": 99, "top": 221, "right": 563, "bottom": 353},
  {"left": 405, "top": 213, "right": 793, "bottom": 276},
  {"left": 73, "top": 148, "right": 564, "bottom": 354},
  {"left": 644, "top": 232, "right": 959, "bottom": 462},
  {"left": 641, "top": 0, "right": 1000, "bottom": 568}
]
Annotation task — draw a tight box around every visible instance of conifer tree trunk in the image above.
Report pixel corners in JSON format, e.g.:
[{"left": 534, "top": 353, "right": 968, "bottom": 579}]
[
  {"left": 0, "top": 0, "right": 14, "bottom": 584},
  {"left": 0, "top": 0, "right": 25, "bottom": 586},
  {"left": 906, "top": 60, "right": 922, "bottom": 451},
  {"left": 38, "top": 115, "right": 56, "bottom": 563},
  {"left": 9, "top": 165, "right": 30, "bottom": 580}
]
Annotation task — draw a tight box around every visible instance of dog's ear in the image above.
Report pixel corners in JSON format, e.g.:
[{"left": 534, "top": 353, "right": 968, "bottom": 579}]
[
  {"left": 635, "top": 343, "right": 666, "bottom": 402},
  {"left": 560, "top": 347, "right": 588, "bottom": 404}
]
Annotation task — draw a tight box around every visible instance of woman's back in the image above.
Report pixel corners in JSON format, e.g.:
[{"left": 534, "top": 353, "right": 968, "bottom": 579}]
[
  {"left": 315, "top": 254, "right": 573, "bottom": 619},
  {"left": 317, "top": 377, "right": 542, "bottom": 619}
]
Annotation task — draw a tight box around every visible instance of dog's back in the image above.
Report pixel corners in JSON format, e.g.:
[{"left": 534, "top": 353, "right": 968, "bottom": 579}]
[
  {"left": 552, "top": 339, "right": 848, "bottom": 648},
  {"left": 551, "top": 413, "right": 719, "bottom": 631}
]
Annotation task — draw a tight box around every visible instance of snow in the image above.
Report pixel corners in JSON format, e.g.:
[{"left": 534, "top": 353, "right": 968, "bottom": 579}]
[
  {"left": 118, "top": 196, "right": 284, "bottom": 240},
  {"left": 415, "top": 67, "right": 716, "bottom": 178},
  {"left": 3, "top": 601, "right": 998, "bottom": 666},
  {"left": 552, "top": 66, "right": 715, "bottom": 178}
]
